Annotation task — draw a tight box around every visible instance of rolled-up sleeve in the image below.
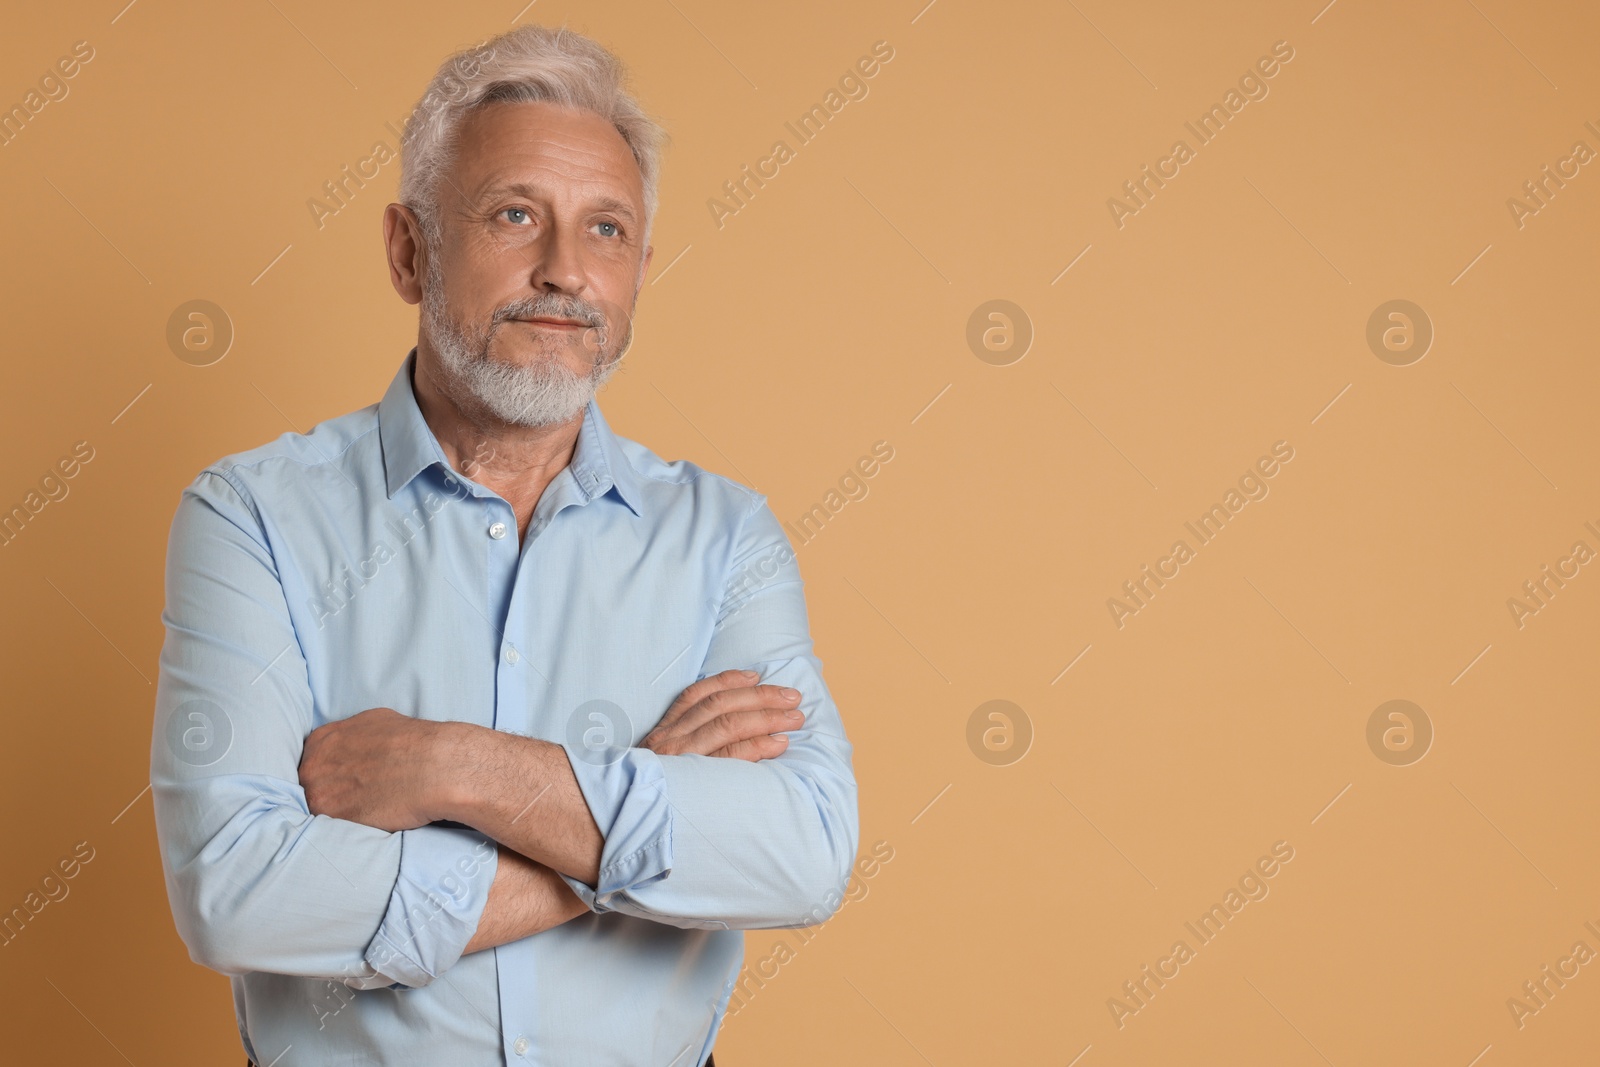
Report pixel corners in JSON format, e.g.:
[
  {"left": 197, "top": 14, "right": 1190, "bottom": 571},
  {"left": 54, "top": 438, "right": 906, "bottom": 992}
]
[
  {"left": 560, "top": 494, "right": 860, "bottom": 929},
  {"left": 151, "top": 470, "right": 496, "bottom": 989}
]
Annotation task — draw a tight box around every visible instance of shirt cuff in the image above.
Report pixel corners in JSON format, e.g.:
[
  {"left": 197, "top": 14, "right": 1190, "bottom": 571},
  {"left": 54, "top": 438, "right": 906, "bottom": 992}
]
[
  {"left": 363, "top": 825, "right": 498, "bottom": 988},
  {"left": 558, "top": 742, "right": 675, "bottom": 912}
]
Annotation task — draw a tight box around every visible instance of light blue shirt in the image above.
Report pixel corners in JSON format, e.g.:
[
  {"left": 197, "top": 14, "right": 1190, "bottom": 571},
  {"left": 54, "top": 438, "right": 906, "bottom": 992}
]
[{"left": 151, "top": 351, "right": 859, "bottom": 1066}]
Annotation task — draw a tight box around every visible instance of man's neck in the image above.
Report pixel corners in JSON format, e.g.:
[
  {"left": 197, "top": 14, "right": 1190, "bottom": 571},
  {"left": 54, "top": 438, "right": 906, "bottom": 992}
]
[{"left": 411, "top": 347, "right": 583, "bottom": 542}]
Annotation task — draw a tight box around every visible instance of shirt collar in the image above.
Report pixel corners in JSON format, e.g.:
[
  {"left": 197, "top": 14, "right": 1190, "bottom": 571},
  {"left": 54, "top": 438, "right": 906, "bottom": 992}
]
[{"left": 378, "top": 348, "right": 644, "bottom": 517}]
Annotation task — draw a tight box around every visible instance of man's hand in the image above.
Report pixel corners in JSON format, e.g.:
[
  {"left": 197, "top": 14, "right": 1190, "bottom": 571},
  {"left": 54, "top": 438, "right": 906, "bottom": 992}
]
[
  {"left": 299, "top": 707, "right": 447, "bottom": 831},
  {"left": 641, "top": 669, "right": 805, "bottom": 762}
]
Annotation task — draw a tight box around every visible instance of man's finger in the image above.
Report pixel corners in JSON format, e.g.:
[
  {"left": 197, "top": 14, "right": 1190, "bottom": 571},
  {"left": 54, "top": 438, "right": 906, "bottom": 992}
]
[
  {"left": 673, "top": 683, "right": 801, "bottom": 737},
  {"left": 682, "top": 705, "right": 803, "bottom": 755},
  {"left": 658, "top": 669, "right": 759, "bottom": 728},
  {"left": 714, "top": 734, "right": 790, "bottom": 762}
]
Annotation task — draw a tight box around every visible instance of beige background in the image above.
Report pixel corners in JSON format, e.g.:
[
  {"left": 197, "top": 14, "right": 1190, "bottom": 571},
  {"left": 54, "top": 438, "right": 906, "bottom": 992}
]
[{"left": 3, "top": 0, "right": 1598, "bottom": 1063}]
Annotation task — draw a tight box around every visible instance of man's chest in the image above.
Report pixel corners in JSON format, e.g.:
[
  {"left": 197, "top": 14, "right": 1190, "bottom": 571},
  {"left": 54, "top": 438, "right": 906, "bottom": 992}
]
[{"left": 277, "top": 481, "right": 733, "bottom": 744}]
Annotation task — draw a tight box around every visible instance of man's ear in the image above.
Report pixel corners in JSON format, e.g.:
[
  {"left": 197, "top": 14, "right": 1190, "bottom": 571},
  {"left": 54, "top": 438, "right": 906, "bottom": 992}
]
[{"left": 383, "top": 203, "right": 427, "bottom": 306}]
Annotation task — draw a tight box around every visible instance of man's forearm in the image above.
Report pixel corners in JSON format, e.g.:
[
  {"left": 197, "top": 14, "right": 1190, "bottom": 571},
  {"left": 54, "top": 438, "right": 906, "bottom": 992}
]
[
  {"left": 462, "top": 846, "right": 588, "bottom": 954},
  {"left": 435, "top": 725, "right": 605, "bottom": 887}
]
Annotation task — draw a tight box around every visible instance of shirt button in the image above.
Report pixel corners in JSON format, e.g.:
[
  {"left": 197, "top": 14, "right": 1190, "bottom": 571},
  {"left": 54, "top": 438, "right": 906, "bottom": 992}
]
[
  {"left": 504, "top": 646, "right": 520, "bottom": 665},
  {"left": 513, "top": 1035, "right": 529, "bottom": 1056},
  {"left": 488, "top": 521, "right": 507, "bottom": 540}
]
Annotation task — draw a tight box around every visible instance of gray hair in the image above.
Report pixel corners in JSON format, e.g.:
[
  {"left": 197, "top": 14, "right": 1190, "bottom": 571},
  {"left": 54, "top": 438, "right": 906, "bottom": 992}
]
[{"left": 398, "top": 25, "right": 668, "bottom": 251}]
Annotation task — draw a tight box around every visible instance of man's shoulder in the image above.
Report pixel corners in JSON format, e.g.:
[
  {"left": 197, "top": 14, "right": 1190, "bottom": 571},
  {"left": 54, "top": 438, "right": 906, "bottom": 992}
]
[
  {"left": 188, "top": 402, "right": 382, "bottom": 504},
  {"left": 610, "top": 431, "right": 764, "bottom": 522}
]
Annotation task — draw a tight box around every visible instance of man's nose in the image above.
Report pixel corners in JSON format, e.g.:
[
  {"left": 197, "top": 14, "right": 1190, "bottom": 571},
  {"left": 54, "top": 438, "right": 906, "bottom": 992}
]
[{"left": 531, "top": 224, "right": 585, "bottom": 293}]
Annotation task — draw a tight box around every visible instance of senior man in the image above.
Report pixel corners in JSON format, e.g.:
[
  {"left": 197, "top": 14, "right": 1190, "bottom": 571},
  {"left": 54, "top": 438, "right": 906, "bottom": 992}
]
[{"left": 150, "top": 24, "right": 858, "bottom": 1067}]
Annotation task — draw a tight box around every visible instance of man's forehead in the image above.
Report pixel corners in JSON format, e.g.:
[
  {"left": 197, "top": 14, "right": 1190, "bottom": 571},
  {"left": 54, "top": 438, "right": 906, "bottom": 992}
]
[{"left": 455, "top": 102, "right": 643, "bottom": 204}]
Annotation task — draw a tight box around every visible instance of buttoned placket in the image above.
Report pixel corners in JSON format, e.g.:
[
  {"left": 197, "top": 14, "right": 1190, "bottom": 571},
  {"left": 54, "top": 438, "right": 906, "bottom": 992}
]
[{"left": 482, "top": 461, "right": 611, "bottom": 1067}]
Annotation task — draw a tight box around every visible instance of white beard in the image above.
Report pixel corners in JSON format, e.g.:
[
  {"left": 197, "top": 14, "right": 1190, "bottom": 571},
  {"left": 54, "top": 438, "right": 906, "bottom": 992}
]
[{"left": 420, "top": 254, "right": 632, "bottom": 428}]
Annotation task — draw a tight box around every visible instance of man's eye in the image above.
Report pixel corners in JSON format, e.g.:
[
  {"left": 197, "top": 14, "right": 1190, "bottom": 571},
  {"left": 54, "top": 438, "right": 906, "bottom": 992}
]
[
  {"left": 595, "top": 221, "right": 619, "bottom": 238},
  {"left": 502, "top": 208, "right": 532, "bottom": 225}
]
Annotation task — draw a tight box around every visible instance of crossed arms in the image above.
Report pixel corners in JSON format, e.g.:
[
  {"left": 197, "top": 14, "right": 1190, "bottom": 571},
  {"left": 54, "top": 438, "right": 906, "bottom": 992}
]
[
  {"left": 151, "top": 470, "right": 859, "bottom": 989},
  {"left": 296, "top": 671, "right": 820, "bottom": 956}
]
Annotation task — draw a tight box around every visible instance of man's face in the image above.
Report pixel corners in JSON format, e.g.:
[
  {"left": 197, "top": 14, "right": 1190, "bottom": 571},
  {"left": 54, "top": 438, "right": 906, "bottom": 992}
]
[{"left": 418, "top": 100, "right": 652, "bottom": 427}]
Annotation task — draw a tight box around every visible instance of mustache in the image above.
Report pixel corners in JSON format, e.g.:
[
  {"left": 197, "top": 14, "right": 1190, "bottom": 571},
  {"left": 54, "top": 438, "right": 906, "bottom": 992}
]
[{"left": 490, "top": 294, "right": 607, "bottom": 329}]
